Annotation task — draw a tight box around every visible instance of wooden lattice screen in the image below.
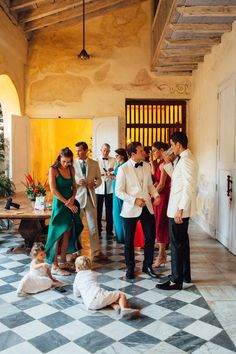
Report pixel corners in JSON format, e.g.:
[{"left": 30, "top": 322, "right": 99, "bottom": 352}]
[{"left": 125, "top": 99, "right": 186, "bottom": 148}]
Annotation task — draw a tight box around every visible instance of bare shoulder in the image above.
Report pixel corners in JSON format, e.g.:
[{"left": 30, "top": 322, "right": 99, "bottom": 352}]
[{"left": 49, "top": 166, "right": 56, "bottom": 176}]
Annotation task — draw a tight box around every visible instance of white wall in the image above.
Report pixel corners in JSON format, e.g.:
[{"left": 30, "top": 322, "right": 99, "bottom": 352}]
[{"left": 189, "top": 20, "right": 236, "bottom": 235}]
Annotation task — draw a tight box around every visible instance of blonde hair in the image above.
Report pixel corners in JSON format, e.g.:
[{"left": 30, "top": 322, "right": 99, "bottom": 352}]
[
  {"left": 75, "top": 256, "right": 91, "bottom": 270},
  {"left": 30, "top": 242, "right": 45, "bottom": 258}
]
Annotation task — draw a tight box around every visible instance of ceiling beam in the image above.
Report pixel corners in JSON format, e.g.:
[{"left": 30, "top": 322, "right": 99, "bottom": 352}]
[
  {"left": 24, "top": 0, "right": 144, "bottom": 33},
  {"left": 155, "top": 71, "right": 192, "bottom": 76},
  {"left": 158, "top": 56, "right": 204, "bottom": 65},
  {"left": 170, "top": 23, "right": 232, "bottom": 33},
  {"left": 160, "top": 47, "right": 211, "bottom": 57},
  {"left": 155, "top": 64, "right": 198, "bottom": 71},
  {"left": 177, "top": 5, "right": 236, "bottom": 17},
  {"left": 10, "top": 0, "right": 46, "bottom": 11},
  {"left": 164, "top": 37, "right": 221, "bottom": 47},
  {"left": 0, "top": 1, "right": 18, "bottom": 25},
  {"left": 19, "top": 0, "right": 86, "bottom": 24}
]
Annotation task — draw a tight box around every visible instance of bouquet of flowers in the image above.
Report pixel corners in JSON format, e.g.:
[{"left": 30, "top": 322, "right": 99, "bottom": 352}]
[{"left": 22, "top": 174, "right": 47, "bottom": 201}]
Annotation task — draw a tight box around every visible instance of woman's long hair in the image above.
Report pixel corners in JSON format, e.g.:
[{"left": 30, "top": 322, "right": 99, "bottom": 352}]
[{"left": 51, "top": 147, "right": 74, "bottom": 168}]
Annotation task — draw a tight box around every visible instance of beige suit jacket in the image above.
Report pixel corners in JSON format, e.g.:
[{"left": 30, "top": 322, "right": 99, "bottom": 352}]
[{"left": 74, "top": 158, "right": 102, "bottom": 209}]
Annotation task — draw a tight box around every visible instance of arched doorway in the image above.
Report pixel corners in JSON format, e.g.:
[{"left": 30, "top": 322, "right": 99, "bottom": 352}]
[{"left": 0, "top": 74, "right": 21, "bottom": 179}]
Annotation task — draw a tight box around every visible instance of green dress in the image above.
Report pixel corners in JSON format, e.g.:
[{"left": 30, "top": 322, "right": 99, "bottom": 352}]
[{"left": 46, "top": 168, "right": 83, "bottom": 264}]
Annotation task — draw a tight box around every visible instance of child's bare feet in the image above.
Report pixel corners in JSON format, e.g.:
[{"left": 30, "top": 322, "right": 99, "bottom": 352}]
[{"left": 120, "top": 308, "right": 140, "bottom": 318}]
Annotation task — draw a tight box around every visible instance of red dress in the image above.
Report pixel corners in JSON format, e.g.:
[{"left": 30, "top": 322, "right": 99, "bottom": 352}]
[
  {"left": 134, "top": 220, "right": 144, "bottom": 247},
  {"left": 153, "top": 160, "right": 170, "bottom": 244}
]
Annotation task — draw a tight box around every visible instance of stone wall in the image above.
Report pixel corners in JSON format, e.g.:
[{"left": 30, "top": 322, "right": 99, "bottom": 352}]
[{"left": 25, "top": 1, "right": 191, "bottom": 146}]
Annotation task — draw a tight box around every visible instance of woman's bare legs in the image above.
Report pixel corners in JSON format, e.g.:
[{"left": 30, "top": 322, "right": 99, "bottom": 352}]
[
  {"left": 60, "top": 228, "right": 71, "bottom": 263},
  {"left": 153, "top": 243, "right": 167, "bottom": 267}
]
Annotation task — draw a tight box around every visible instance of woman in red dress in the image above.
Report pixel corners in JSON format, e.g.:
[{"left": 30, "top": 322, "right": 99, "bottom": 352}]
[{"left": 150, "top": 142, "right": 171, "bottom": 267}]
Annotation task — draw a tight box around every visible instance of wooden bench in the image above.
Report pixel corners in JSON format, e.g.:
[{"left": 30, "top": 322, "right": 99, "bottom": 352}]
[{"left": 0, "top": 192, "right": 51, "bottom": 252}]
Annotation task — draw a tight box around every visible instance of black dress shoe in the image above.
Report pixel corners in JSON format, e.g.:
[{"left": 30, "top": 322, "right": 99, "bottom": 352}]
[
  {"left": 156, "top": 280, "right": 182, "bottom": 290},
  {"left": 126, "top": 269, "right": 135, "bottom": 279},
  {"left": 183, "top": 278, "right": 192, "bottom": 283},
  {"left": 142, "top": 266, "right": 159, "bottom": 278}
]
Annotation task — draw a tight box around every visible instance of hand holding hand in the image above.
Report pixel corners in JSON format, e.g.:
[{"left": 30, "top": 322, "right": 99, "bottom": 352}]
[
  {"left": 65, "top": 197, "right": 75, "bottom": 207},
  {"left": 68, "top": 204, "right": 78, "bottom": 214},
  {"left": 135, "top": 198, "right": 146, "bottom": 207}
]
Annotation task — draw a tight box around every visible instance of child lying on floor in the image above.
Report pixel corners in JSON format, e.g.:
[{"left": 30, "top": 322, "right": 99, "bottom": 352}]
[
  {"left": 73, "top": 256, "right": 140, "bottom": 318},
  {"left": 17, "top": 242, "right": 60, "bottom": 296}
]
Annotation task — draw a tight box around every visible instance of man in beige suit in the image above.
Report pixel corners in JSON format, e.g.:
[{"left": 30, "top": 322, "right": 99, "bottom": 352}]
[
  {"left": 74, "top": 141, "right": 106, "bottom": 260},
  {"left": 157, "top": 132, "right": 198, "bottom": 290}
]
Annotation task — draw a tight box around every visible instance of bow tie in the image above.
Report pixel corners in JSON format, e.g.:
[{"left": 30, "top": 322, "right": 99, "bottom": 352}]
[
  {"left": 102, "top": 158, "right": 108, "bottom": 160},
  {"left": 135, "top": 162, "right": 143, "bottom": 168}
]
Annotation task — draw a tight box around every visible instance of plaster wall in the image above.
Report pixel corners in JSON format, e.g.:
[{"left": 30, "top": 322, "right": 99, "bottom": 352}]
[
  {"left": 25, "top": 1, "right": 191, "bottom": 147},
  {"left": 189, "top": 20, "right": 236, "bottom": 235},
  {"left": 0, "top": 9, "right": 27, "bottom": 114}
]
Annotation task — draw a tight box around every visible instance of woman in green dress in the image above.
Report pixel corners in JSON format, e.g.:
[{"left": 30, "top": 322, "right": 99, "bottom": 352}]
[
  {"left": 46, "top": 147, "right": 83, "bottom": 275},
  {"left": 112, "top": 148, "right": 128, "bottom": 243}
]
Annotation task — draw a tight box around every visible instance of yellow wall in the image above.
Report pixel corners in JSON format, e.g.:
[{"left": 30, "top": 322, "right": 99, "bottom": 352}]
[{"left": 30, "top": 118, "right": 92, "bottom": 182}]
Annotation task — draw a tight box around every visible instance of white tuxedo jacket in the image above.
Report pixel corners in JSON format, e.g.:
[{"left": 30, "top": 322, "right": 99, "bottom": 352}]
[
  {"left": 164, "top": 149, "right": 198, "bottom": 218},
  {"left": 115, "top": 160, "right": 159, "bottom": 218},
  {"left": 74, "top": 158, "right": 102, "bottom": 209},
  {"left": 95, "top": 156, "right": 117, "bottom": 195}
]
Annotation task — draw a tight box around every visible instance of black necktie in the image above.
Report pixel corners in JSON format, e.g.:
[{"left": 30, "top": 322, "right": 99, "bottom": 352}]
[
  {"left": 135, "top": 162, "right": 143, "bottom": 168},
  {"left": 176, "top": 156, "right": 181, "bottom": 164},
  {"left": 102, "top": 158, "right": 108, "bottom": 160}
]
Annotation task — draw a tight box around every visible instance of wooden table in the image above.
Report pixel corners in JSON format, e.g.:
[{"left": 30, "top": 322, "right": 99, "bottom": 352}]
[{"left": 0, "top": 192, "right": 51, "bottom": 252}]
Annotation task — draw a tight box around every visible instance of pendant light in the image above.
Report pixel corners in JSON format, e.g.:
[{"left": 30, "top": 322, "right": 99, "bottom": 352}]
[{"left": 78, "top": 0, "right": 90, "bottom": 60}]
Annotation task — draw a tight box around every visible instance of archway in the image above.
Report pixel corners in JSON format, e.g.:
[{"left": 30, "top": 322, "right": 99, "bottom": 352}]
[{"left": 0, "top": 74, "right": 21, "bottom": 178}]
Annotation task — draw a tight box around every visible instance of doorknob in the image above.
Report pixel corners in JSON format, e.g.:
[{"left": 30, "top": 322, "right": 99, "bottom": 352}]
[{"left": 227, "top": 175, "right": 233, "bottom": 201}]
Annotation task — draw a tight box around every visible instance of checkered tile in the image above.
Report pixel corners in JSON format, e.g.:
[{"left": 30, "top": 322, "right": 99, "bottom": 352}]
[{"left": 0, "top": 232, "right": 235, "bottom": 353}]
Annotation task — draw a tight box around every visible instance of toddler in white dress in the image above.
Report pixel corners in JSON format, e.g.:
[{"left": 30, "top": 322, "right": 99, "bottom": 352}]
[
  {"left": 73, "top": 256, "right": 139, "bottom": 318},
  {"left": 17, "top": 242, "right": 58, "bottom": 296}
]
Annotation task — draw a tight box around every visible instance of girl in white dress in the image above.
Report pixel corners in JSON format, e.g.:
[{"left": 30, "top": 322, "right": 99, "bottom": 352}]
[{"left": 17, "top": 242, "right": 58, "bottom": 296}]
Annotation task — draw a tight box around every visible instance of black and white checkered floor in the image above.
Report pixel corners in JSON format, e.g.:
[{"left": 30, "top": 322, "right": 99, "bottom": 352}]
[{"left": 0, "top": 233, "right": 235, "bottom": 354}]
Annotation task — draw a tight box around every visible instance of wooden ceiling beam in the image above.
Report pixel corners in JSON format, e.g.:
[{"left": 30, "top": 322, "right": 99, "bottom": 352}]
[
  {"left": 158, "top": 56, "right": 204, "bottom": 65},
  {"left": 170, "top": 23, "right": 232, "bottom": 33},
  {"left": 177, "top": 6, "right": 236, "bottom": 17},
  {"left": 160, "top": 47, "right": 211, "bottom": 57},
  {"left": 155, "top": 71, "right": 192, "bottom": 76},
  {"left": 164, "top": 37, "right": 221, "bottom": 47},
  {"left": 10, "top": 0, "right": 46, "bottom": 11},
  {"left": 24, "top": 0, "right": 144, "bottom": 33},
  {"left": 19, "top": 0, "right": 86, "bottom": 24},
  {"left": 155, "top": 64, "right": 198, "bottom": 71}
]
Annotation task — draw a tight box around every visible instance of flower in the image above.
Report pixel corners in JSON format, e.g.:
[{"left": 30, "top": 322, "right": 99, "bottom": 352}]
[{"left": 22, "top": 174, "right": 47, "bottom": 201}]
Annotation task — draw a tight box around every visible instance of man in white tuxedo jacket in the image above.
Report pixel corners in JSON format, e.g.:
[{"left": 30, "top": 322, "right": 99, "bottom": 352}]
[
  {"left": 157, "top": 132, "right": 198, "bottom": 291},
  {"left": 74, "top": 142, "right": 104, "bottom": 260},
  {"left": 115, "top": 142, "right": 160, "bottom": 279},
  {"left": 95, "top": 143, "right": 117, "bottom": 238}
]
